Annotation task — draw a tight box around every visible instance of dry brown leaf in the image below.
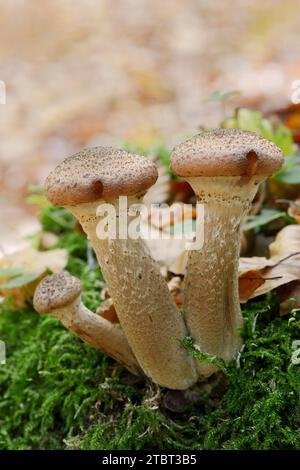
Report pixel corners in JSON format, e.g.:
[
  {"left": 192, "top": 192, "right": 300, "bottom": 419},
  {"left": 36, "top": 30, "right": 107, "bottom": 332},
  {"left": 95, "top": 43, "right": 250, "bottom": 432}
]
[
  {"left": 239, "top": 270, "right": 265, "bottom": 302},
  {"left": 141, "top": 202, "right": 189, "bottom": 274},
  {"left": 0, "top": 247, "right": 68, "bottom": 276},
  {"left": 249, "top": 255, "right": 300, "bottom": 299},
  {"left": 97, "top": 299, "right": 119, "bottom": 324},
  {"left": 170, "top": 181, "right": 195, "bottom": 203},
  {"left": 168, "top": 276, "right": 184, "bottom": 307},
  {"left": 286, "top": 199, "right": 300, "bottom": 223},
  {"left": 269, "top": 224, "right": 300, "bottom": 257},
  {"left": 240, "top": 225, "right": 300, "bottom": 303},
  {"left": 239, "top": 256, "right": 274, "bottom": 273},
  {"left": 0, "top": 247, "right": 68, "bottom": 306},
  {"left": 144, "top": 217, "right": 300, "bottom": 305},
  {"left": 39, "top": 231, "right": 59, "bottom": 250}
]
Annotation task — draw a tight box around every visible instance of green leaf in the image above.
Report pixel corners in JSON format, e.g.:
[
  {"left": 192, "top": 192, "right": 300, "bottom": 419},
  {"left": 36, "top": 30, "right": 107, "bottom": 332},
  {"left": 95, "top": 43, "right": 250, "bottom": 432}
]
[
  {"left": 274, "top": 155, "right": 300, "bottom": 184},
  {"left": 275, "top": 166, "right": 300, "bottom": 185},
  {"left": 207, "top": 89, "right": 241, "bottom": 102},
  {"left": 0, "top": 268, "right": 24, "bottom": 278},
  {"left": 26, "top": 194, "right": 49, "bottom": 207},
  {"left": 0, "top": 273, "right": 40, "bottom": 289},
  {"left": 273, "top": 124, "right": 294, "bottom": 156},
  {"left": 149, "top": 142, "right": 170, "bottom": 172},
  {"left": 222, "top": 117, "right": 239, "bottom": 128},
  {"left": 237, "top": 108, "right": 265, "bottom": 133},
  {"left": 235, "top": 108, "right": 294, "bottom": 156},
  {"left": 283, "top": 155, "right": 300, "bottom": 166},
  {"left": 243, "top": 208, "right": 286, "bottom": 231}
]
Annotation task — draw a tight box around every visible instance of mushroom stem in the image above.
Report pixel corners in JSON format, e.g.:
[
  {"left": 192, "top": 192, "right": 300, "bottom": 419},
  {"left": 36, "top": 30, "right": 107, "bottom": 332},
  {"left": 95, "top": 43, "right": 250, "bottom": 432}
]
[
  {"left": 33, "top": 272, "right": 141, "bottom": 375},
  {"left": 56, "top": 298, "right": 142, "bottom": 375},
  {"left": 68, "top": 198, "right": 197, "bottom": 390},
  {"left": 185, "top": 176, "right": 263, "bottom": 377}
]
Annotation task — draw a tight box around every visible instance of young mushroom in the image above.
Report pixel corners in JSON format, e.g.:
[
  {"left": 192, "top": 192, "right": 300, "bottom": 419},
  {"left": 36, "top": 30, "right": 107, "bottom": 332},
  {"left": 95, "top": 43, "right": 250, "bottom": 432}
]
[
  {"left": 33, "top": 271, "right": 141, "bottom": 375},
  {"left": 170, "top": 129, "right": 283, "bottom": 377},
  {"left": 45, "top": 147, "right": 197, "bottom": 390}
]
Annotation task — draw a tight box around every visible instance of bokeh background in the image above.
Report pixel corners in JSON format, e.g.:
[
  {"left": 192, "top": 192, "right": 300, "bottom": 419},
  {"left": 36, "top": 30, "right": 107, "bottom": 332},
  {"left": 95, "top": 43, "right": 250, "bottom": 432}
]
[{"left": 1, "top": 0, "right": 300, "bottom": 253}]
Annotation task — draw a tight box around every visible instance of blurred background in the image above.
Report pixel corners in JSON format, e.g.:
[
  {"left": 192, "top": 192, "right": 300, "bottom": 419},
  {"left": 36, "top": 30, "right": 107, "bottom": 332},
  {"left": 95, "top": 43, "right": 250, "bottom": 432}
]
[{"left": 1, "top": 0, "right": 300, "bottom": 254}]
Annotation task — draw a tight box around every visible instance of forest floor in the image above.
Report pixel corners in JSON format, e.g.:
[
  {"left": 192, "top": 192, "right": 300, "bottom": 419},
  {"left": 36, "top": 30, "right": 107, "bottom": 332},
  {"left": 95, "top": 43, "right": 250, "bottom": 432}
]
[{"left": 0, "top": 144, "right": 300, "bottom": 449}]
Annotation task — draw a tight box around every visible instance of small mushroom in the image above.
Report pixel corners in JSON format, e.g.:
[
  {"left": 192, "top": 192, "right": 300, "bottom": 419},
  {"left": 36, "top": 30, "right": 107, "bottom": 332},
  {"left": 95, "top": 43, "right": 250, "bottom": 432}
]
[
  {"left": 45, "top": 147, "right": 197, "bottom": 390},
  {"left": 33, "top": 271, "right": 141, "bottom": 375},
  {"left": 170, "top": 129, "right": 283, "bottom": 377}
]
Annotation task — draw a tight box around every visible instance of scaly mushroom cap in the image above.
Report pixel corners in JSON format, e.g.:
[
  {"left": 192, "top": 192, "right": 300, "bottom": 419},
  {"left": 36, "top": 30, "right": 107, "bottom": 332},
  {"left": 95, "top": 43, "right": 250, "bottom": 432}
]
[
  {"left": 33, "top": 272, "right": 82, "bottom": 314},
  {"left": 45, "top": 147, "right": 158, "bottom": 205},
  {"left": 170, "top": 129, "right": 283, "bottom": 177}
]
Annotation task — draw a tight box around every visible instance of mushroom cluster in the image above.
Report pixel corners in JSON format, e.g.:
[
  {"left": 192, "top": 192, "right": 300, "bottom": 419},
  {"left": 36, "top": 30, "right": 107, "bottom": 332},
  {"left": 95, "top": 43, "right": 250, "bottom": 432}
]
[{"left": 34, "top": 129, "right": 283, "bottom": 390}]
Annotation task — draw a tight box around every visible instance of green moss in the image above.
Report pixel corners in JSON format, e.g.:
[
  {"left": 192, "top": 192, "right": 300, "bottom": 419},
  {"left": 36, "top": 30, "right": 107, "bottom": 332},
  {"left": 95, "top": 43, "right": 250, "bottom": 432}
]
[
  {"left": 78, "top": 296, "right": 300, "bottom": 450},
  {"left": 182, "top": 336, "right": 229, "bottom": 375},
  {"left": 40, "top": 205, "right": 76, "bottom": 235},
  {"left": 0, "top": 204, "right": 299, "bottom": 450},
  {"left": 0, "top": 304, "right": 107, "bottom": 449}
]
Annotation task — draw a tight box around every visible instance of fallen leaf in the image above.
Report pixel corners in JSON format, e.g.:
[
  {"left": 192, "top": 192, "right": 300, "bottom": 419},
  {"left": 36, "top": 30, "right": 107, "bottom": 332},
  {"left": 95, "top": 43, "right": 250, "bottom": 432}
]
[
  {"left": 97, "top": 299, "right": 119, "bottom": 324},
  {"left": 239, "top": 257, "right": 273, "bottom": 273},
  {"left": 145, "top": 220, "right": 300, "bottom": 307},
  {"left": 0, "top": 273, "right": 40, "bottom": 289},
  {"left": 168, "top": 276, "right": 184, "bottom": 307},
  {"left": 141, "top": 202, "right": 192, "bottom": 274},
  {"left": 0, "top": 267, "right": 23, "bottom": 277},
  {"left": 239, "top": 270, "right": 265, "bottom": 302},
  {"left": 240, "top": 225, "right": 300, "bottom": 303},
  {"left": 0, "top": 247, "right": 68, "bottom": 306},
  {"left": 272, "top": 103, "right": 300, "bottom": 144},
  {"left": 288, "top": 206, "right": 300, "bottom": 223},
  {"left": 39, "top": 231, "right": 59, "bottom": 250},
  {"left": 269, "top": 224, "right": 300, "bottom": 257},
  {"left": 170, "top": 180, "right": 195, "bottom": 203},
  {"left": 251, "top": 254, "right": 300, "bottom": 299},
  {"left": 0, "top": 247, "right": 68, "bottom": 276},
  {"left": 243, "top": 208, "right": 287, "bottom": 231}
]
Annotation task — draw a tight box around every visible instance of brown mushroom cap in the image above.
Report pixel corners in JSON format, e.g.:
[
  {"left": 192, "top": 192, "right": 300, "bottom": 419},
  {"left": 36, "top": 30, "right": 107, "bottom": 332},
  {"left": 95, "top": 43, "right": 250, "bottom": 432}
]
[
  {"left": 33, "top": 272, "right": 82, "bottom": 314},
  {"left": 170, "top": 129, "right": 284, "bottom": 177},
  {"left": 45, "top": 147, "right": 158, "bottom": 205}
]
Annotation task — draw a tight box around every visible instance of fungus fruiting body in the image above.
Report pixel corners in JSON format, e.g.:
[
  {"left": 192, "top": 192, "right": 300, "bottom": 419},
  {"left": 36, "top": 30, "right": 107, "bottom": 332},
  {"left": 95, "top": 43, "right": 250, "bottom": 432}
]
[
  {"left": 170, "top": 129, "right": 283, "bottom": 377},
  {"left": 44, "top": 147, "right": 197, "bottom": 390},
  {"left": 37, "top": 132, "right": 283, "bottom": 389},
  {"left": 33, "top": 271, "right": 141, "bottom": 375}
]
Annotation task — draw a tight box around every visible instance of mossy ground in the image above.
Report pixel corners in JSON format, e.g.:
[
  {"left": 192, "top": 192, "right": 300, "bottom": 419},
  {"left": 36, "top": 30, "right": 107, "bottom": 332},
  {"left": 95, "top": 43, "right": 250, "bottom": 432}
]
[{"left": 0, "top": 205, "right": 299, "bottom": 450}]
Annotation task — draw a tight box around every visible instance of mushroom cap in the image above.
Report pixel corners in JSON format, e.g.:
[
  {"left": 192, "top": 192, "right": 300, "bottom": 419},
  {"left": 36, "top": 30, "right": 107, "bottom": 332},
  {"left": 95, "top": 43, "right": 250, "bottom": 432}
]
[
  {"left": 45, "top": 147, "right": 158, "bottom": 205},
  {"left": 33, "top": 271, "right": 82, "bottom": 314},
  {"left": 170, "top": 129, "right": 284, "bottom": 177}
]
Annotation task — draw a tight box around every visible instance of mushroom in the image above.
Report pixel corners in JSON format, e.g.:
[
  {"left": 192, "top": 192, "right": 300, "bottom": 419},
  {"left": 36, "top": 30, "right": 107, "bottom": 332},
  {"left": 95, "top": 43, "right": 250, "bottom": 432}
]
[
  {"left": 33, "top": 271, "right": 141, "bottom": 375},
  {"left": 170, "top": 129, "right": 283, "bottom": 377},
  {"left": 45, "top": 147, "right": 197, "bottom": 390}
]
